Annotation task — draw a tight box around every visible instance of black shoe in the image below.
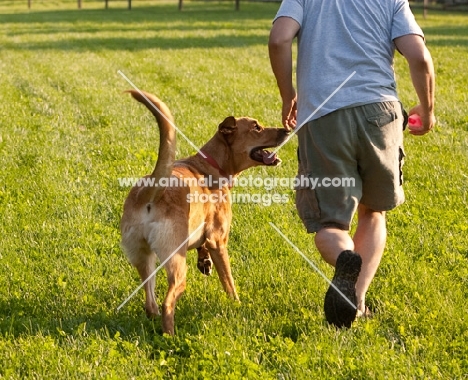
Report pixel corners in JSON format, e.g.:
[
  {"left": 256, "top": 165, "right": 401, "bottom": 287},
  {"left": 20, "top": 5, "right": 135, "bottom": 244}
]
[{"left": 324, "top": 250, "right": 362, "bottom": 328}]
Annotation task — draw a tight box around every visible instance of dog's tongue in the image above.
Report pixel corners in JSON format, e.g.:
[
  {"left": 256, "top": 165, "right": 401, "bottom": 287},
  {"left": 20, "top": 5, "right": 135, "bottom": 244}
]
[{"left": 262, "top": 150, "right": 277, "bottom": 165}]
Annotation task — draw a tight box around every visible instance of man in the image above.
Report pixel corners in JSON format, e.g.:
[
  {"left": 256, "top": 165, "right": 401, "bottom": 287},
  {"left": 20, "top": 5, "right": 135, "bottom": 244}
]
[{"left": 269, "top": 0, "right": 435, "bottom": 328}]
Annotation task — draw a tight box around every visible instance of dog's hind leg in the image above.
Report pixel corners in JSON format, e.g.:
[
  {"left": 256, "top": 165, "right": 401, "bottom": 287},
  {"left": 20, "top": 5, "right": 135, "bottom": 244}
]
[
  {"left": 130, "top": 249, "right": 160, "bottom": 318},
  {"left": 161, "top": 249, "right": 188, "bottom": 335}
]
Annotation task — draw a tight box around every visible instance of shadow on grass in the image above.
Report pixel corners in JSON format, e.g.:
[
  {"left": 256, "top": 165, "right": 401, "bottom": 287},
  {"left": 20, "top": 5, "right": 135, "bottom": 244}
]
[
  {"left": 0, "top": 4, "right": 277, "bottom": 51},
  {"left": 0, "top": 285, "right": 237, "bottom": 345},
  {"left": 0, "top": 298, "right": 209, "bottom": 352},
  {"left": 0, "top": 3, "right": 272, "bottom": 25},
  {"left": 423, "top": 24, "right": 468, "bottom": 48},
  {"left": 0, "top": 289, "right": 302, "bottom": 349},
  {"left": 0, "top": 295, "right": 155, "bottom": 338},
  {"left": 4, "top": 35, "right": 269, "bottom": 51}
]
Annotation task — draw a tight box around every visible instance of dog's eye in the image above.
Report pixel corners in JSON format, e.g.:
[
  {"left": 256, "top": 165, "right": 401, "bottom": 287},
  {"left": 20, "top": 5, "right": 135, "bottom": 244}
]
[{"left": 253, "top": 124, "right": 262, "bottom": 132}]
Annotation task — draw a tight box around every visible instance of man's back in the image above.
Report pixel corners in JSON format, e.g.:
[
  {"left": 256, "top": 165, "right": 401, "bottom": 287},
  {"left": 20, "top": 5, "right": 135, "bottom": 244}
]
[{"left": 274, "top": 0, "right": 423, "bottom": 124}]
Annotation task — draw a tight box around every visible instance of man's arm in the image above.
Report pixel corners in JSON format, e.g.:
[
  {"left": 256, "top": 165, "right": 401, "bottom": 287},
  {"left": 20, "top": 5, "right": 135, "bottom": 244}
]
[
  {"left": 394, "top": 34, "right": 436, "bottom": 135},
  {"left": 269, "top": 16, "right": 301, "bottom": 130}
]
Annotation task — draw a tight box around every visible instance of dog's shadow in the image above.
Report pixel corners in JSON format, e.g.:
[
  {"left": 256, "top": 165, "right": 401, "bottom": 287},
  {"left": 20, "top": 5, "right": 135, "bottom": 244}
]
[{"left": 0, "top": 274, "right": 236, "bottom": 345}]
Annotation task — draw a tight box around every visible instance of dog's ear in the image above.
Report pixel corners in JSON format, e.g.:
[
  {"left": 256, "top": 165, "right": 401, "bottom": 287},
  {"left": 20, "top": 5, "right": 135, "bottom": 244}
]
[
  {"left": 218, "top": 116, "right": 237, "bottom": 134},
  {"left": 218, "top": 116, "right": 237, "bottom": 143}
]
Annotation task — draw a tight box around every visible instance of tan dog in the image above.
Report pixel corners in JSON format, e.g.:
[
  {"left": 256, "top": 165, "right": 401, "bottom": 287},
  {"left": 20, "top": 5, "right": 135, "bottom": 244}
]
[{"left": 120, "top": 90, "right": 288, "bottom": 335}]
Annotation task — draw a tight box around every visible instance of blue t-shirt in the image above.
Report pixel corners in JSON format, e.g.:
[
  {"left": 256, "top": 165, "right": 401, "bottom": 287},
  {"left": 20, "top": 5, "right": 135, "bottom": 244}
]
[{"left": 273, "top": 0, "right": 424, "bottom": 124}]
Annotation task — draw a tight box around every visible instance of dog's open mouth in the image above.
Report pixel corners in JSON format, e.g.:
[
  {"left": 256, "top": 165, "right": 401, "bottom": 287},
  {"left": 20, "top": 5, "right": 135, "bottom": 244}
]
[{"left": 250, "top": 147, "right": 281, "bottom": 166}]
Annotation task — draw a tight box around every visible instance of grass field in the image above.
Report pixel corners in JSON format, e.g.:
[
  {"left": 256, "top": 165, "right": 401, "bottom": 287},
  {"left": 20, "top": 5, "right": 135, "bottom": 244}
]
[{"left": 0, "top": 1, "right": 467, "bottom": 378}]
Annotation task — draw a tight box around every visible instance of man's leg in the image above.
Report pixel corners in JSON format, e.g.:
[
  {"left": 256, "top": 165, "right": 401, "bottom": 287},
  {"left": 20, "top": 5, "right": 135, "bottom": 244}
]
[
  {"left": 314, "top": 228, "right": 354, "bottom": 265},
  {"left": 315, "top": 228, "right": 361, "bottom": 327},
  {"left": 353, "top": 204, "right": 387, "bottom": 314},
  {"left": 315, "top": 205, "right": 386, "bottom": 316}
]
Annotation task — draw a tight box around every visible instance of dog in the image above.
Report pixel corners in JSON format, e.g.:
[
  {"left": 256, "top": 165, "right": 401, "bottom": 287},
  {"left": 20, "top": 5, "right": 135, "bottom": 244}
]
[{"left": 120, "top": 90, "right": 288, "bottom": 335}]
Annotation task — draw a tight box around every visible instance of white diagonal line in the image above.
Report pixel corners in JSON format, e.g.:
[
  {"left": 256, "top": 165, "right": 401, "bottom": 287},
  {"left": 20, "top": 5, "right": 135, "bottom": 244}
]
[
  {"left": 117, "top": 222, "right": 206, "bottom": 312},
  {"left": 269, "top": 222, "right": 357, "bottom": 310},
  {"left": 118, "top": 70, "right": 207, "bottom": 159},
  {"left": 269, "top": 71, "right": 356, "bottom": 158}
]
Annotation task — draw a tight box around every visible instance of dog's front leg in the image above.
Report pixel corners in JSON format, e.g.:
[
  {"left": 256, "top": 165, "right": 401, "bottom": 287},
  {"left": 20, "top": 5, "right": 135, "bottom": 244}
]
[
  {"left": 196, "top": 244, "right": 213, "bottom": 276},
  {"left": 206, "top": 239, "right": 239, "bottom": 301}
]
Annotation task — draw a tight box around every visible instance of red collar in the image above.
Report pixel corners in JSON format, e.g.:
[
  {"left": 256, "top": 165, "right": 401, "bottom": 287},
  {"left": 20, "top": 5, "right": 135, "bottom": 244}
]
[{"left": 197, "top": 151, "right": 229, "bottom": 178}]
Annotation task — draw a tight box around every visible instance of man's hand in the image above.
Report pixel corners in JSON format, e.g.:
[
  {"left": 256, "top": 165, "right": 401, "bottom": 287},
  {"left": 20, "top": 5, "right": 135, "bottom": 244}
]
[
  {"left": 282, "top": 92, "right": 297, "bottom": 130},
  {"left": 408, "top": 104, "right": 436, "bottom": 136}
]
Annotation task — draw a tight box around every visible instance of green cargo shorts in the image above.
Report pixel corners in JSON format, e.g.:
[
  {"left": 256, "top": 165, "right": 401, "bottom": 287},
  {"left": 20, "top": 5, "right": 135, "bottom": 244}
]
[{"left": 295, "top": 101, "right": 406, "bottom": 233}]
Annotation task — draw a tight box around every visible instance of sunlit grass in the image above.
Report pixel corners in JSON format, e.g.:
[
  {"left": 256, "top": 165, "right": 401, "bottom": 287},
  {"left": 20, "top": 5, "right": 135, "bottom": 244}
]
[{"left": 0, "top": 2, "right": 467, "bottom": 378}]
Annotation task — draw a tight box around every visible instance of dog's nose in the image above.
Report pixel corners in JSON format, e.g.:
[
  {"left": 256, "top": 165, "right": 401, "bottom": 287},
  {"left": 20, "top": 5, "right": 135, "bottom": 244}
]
[{"left": 276, "top": 128, "right": 290, "bottom": 145}]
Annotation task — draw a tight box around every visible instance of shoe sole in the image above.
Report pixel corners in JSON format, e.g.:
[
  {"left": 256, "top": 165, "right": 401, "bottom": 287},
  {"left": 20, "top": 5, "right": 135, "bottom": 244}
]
[{"left": 324, "top": 250, "right": 362, "bottom": 328}]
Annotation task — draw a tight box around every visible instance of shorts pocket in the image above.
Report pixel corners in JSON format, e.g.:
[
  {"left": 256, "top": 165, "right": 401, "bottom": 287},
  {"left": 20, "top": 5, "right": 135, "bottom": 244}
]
[
  {"left": 366, "top": 110, "right": 400, "bottom": 150},
  {"left": 295, "top": 175, "right": 321, "bottom": 231},
  {"left": 367, "top": 111, "right": 398, "bottom": 128}
]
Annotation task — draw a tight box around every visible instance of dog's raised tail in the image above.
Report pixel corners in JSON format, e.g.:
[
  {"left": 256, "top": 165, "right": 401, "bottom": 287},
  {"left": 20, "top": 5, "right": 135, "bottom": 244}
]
[{"left": 126, "top": 90, "right": 176, "bottom": 203}]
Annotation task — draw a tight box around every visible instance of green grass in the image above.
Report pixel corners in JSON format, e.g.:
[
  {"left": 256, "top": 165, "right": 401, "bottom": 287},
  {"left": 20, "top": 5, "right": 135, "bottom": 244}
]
[{"left": 0, "top": 1, "right": 467, "bottom": 378}]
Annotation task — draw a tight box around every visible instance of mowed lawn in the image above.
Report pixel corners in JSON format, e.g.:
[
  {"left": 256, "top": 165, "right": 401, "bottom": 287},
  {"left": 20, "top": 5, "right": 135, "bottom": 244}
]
[{"left": 0, "top": 1, "right": 467, "bottom": 378}]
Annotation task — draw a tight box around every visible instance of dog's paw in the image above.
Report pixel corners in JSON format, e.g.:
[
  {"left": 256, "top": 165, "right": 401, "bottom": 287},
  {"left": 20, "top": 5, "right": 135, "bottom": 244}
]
[
  {"left": 144, "top": 304, "right": 161, "bottom": 318},
  {"left": 197, "top": 257, "right": 213, "bottom": 276}
]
